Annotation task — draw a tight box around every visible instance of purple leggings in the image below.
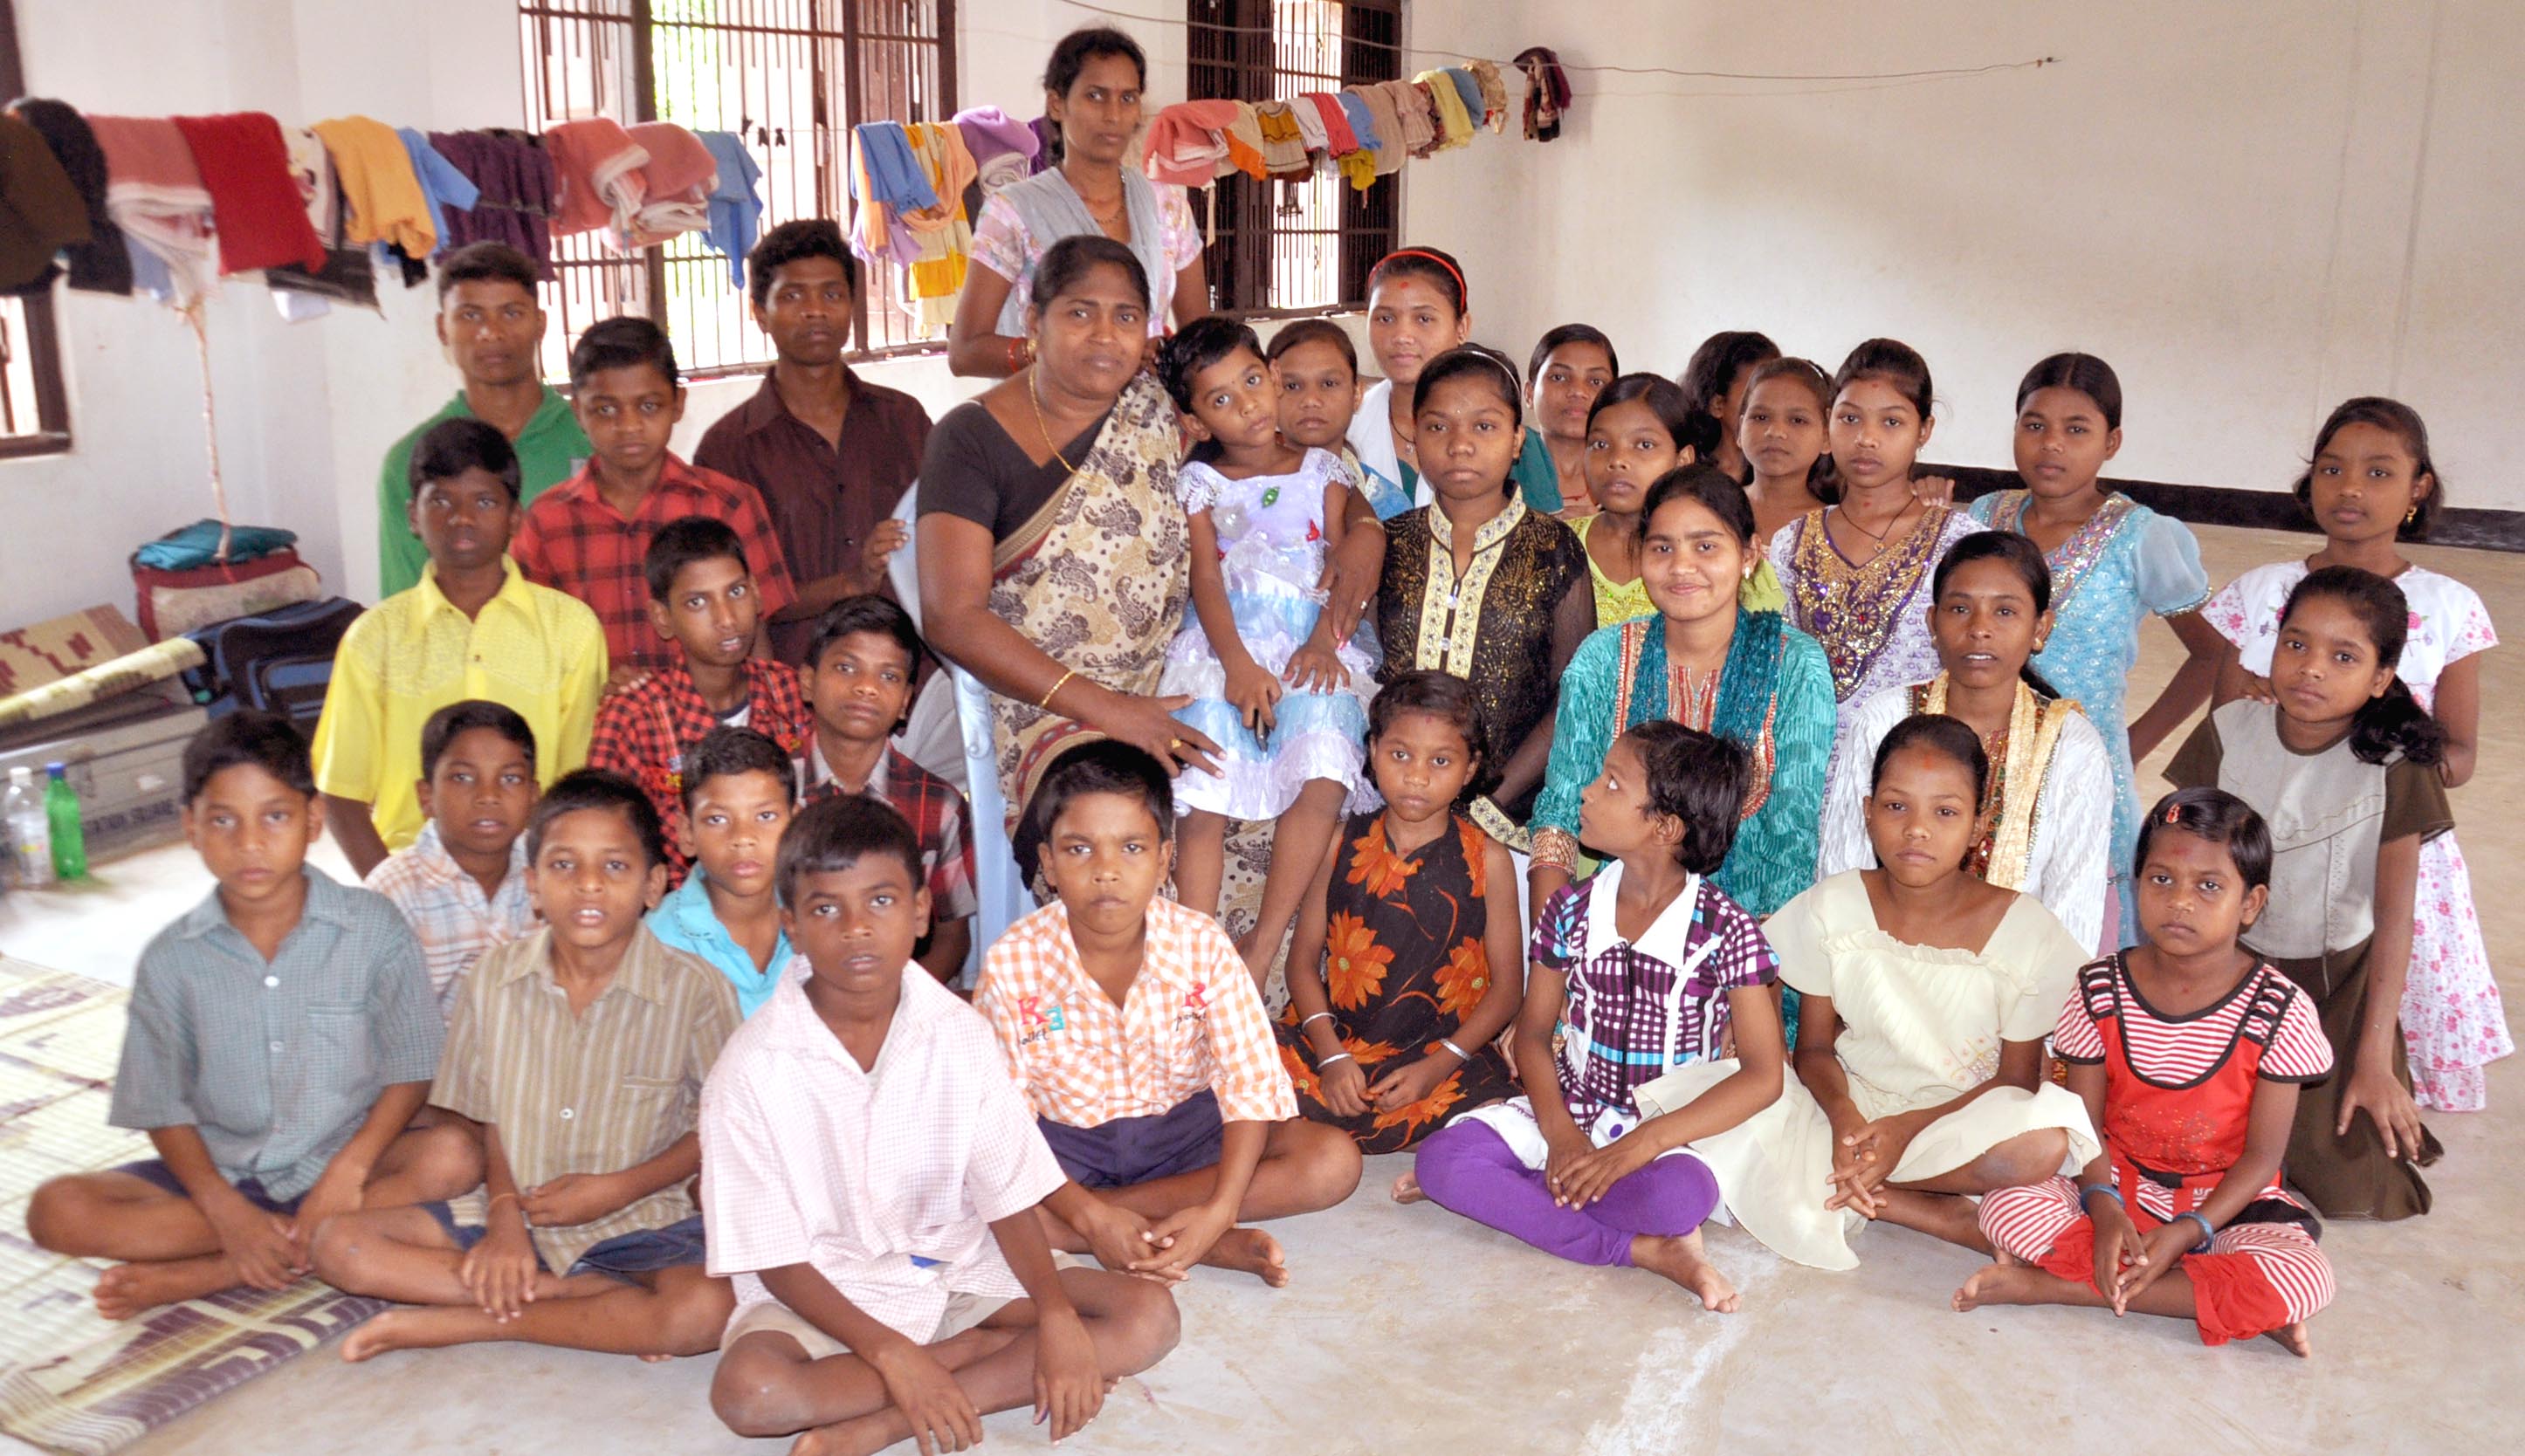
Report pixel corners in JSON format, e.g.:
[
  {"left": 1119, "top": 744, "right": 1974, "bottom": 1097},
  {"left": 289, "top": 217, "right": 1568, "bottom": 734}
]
[{"left": 1414, "top": 1118, "right": 1721, "bottom": 1267}]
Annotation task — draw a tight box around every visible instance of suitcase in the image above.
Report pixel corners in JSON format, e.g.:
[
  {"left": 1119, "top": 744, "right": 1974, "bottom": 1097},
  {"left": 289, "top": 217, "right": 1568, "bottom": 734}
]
[
  {"left": 0, "top": 681, "right": 207, "bottom": 863},
  {"left": 181, "top": 596, "right": 365, "bottom": 731}
]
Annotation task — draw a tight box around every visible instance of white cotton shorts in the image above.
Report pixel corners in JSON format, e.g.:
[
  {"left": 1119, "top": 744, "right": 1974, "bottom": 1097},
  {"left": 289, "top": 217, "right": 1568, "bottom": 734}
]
[{"left": 721, "top": 1290, "right": 1015, "bottom": 1356}]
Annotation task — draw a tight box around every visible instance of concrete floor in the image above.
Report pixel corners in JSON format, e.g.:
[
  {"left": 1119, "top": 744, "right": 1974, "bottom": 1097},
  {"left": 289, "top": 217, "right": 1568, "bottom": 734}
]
[{"left": 3, "top": 523, "right": 2520, "bottom": 1455}]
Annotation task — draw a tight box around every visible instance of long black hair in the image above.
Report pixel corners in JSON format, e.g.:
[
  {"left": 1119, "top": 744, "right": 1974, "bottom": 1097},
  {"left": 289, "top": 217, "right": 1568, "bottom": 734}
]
[
  {"left": 1930, "top": 532, "right": 2062, "bottom": 698},
  {"left": 2277, "top": 566, "right": 2446, "bottom": 766}
]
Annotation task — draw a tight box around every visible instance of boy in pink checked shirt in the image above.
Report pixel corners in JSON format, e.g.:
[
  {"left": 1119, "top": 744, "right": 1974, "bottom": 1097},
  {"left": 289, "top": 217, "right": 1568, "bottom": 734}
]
[
  {"left": 702, "top": 795, "right": 1179, "bottom": 1453},
  {"left": 975, "top": 743, "right": 1363, "bottom": 1289}
]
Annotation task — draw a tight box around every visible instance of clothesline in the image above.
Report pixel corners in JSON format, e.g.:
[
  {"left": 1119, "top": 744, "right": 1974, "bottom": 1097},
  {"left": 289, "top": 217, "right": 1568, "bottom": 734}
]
[{"left": 1048, "top": 0, "right": 2058, "bottom": 84}]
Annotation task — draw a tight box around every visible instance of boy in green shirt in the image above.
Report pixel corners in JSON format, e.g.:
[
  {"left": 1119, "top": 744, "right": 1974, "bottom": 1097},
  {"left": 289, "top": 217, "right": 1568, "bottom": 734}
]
[{"left": 378, "top": 243, "right": 590, "bottom": 596}]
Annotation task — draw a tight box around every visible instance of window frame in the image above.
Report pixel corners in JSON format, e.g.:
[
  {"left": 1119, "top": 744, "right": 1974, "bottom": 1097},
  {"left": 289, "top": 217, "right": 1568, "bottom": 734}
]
[
  {"left": 515, "top": 0, "right": 957, "bottom": 381},
  {"left": 0, "top": 0, "right": 75, "bottom": 458},
  {"left": 1184, "top": 0, "right": 1401, "bottom": 319}
]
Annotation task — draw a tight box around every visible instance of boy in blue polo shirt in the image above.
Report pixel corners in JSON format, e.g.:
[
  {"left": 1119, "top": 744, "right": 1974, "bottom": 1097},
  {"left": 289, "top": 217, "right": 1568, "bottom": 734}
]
[
  {"left": 25, "top": 712, "right": 476, "bottom": 1318},
  {"left": 648, "top": 726, "right": 799, "bottom": 1016}
]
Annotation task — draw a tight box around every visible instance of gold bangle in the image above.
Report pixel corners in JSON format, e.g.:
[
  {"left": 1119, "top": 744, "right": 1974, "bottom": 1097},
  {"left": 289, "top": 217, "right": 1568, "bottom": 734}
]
[
  {"left": 487, "top": 1192, "right": 519, "bottom": 1213},
  {"left": 1038, "top": 668, "right": 1077, "bottom": 711}
]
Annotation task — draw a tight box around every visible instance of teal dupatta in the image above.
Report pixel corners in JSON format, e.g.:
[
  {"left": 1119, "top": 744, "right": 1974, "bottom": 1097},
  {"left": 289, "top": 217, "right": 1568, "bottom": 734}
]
[{"left": 1532, "top": 608, "right": 1834, "bottom": 923}]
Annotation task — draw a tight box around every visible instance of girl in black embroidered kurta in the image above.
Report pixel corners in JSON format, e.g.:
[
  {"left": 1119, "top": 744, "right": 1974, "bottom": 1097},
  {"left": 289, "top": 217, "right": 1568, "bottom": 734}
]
[
  {"left": 2165, "top": 567, "right": 2450, "bottom": 1221},
  {"left": 1373, "top": 347, "right": 1593, "bottom": 844}
]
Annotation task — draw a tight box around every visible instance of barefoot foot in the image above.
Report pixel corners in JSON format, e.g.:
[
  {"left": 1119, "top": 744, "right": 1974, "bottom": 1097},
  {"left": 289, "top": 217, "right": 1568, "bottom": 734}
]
[
  {"left": 1389, "top": 1170, "right": 1426, "bottom": 1205},
  {"left": 93, "top": 1258, "right": 244, "bottom": 1320},
  {"left": 2264, "top": 1321, "right": 2313, "bottom": 1358},
  {"left": 1951, "top": 1261, "right": 2089, "bottom": 1313},
  {"left": 789, "top": 1416, "right": 899, "bottom": 1456},
  {"left": 1629, "top": 1230, "right": 1739, "bottom": 1313},
  {"left": 1876, "top": 1188, "right": 1992, "bottom": 1253},
  {"left": 1199, "top": 1226, "right": 1290, "bottom": 1287}
]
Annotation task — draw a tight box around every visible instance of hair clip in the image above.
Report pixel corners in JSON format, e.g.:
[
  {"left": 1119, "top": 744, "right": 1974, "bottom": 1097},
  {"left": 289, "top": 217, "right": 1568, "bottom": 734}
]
[{"left": 2164, "top": 804, "right": 2182, "bottom": 824}]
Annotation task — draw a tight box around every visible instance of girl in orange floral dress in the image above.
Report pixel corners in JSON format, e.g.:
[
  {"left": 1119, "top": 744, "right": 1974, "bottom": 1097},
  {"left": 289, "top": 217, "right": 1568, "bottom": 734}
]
[{"left": 1279, "top": 670, "right": 1525, "bottom": 1156}]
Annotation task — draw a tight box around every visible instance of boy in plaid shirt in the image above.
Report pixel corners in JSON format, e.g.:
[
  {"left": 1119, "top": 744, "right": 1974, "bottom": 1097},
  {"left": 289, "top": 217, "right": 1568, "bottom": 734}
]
[
  {"left": 511, "top": 316, "right": 795, "bottom": 680},
  {"left": 798, "top": 596, "right": 976, "bottom": 983},
  {"left": 975, "top": 743, "right": 1361, "bottom": 1288},
  {"left": 588, "top": 517, "right": 813, "bottom": 887}
]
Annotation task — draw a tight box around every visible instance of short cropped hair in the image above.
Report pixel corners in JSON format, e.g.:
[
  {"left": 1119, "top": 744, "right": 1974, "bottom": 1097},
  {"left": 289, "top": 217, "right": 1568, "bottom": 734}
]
[
  {"left": 1025, "top": 740, "right": 1173, "bottom": 854},
  {"left": 526, "top": 768, "right": 667, "bottom": 869},
  {"left": 568, "top": 314, "right": 679, "bottom": 390},
  {"left": 678, "top": 725, "right": 799, "bottom": 809},
  {"left": 436, "top": 242, "right": 539, "bottom": 303},
  {"left": 409, "top": 416, "right": 522, "bottom": 505},
  {"left": 805, "top": 594, "right": 924, "bottom": 673},
  {"left": 1622, "top": 721, "right": 1750, "bottom": 875},
  {"left": 775, "top": 793, "right": 925, "bottom": 909},
  {"left": 747, "top": 218, "right": 857, "bottom": 310},
  {"left": 182, "top": 711, "right": 313, "bottom": 805},
  {"left": 419, "top": 700, "right": 538, "bottom": 781},
  {"left": 643, "top": 515, "right": 751, "bottom": 603}
]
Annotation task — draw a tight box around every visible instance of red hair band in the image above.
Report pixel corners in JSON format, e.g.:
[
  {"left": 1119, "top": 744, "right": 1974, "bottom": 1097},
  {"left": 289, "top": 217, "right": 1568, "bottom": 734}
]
[{"left": 1373, "top": 247, "right": 1468, "bottom": 310}]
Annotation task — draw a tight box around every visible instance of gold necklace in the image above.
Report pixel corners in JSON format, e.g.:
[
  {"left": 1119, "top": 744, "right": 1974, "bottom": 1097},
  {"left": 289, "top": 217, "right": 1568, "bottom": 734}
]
[{"left": 1028, "top": 367, "right": 1078, "bottom": 473}]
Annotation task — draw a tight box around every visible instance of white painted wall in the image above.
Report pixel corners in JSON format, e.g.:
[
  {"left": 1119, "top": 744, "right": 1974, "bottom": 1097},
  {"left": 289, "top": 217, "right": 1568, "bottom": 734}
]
[
  {"left": 1400, "top": 0, "right": 2525, "bottom": 509},
  {"left": 17, "top": 0, "right": 2508, "bottom": 638}
]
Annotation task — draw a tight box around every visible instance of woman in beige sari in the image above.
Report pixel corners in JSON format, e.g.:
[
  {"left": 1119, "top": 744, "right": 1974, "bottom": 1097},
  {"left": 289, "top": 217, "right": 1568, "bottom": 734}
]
[{"left": 918, "top": 236, "right": 1384, "bottom": 875}]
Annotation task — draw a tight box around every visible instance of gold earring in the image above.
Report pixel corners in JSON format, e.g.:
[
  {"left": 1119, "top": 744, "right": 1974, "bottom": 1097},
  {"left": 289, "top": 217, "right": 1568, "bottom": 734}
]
[{"left": 2405, "top": 505, "right": 2418, "bottom": 525}]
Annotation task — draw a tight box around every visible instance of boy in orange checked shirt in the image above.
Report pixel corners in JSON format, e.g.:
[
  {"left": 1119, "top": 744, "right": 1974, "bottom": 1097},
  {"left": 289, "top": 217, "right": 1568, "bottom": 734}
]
[{"left": 974, "top": 743, "right": 1361, "bottom": 1288}]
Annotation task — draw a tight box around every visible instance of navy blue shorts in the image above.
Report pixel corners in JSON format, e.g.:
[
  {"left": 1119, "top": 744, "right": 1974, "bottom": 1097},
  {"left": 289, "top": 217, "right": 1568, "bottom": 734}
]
[
  {"left": 421, "top": 1205, "right": 708, "bottom": 1282},
  {"left": 1036, "top": 1089, "right": 1224, "bottom": 1190},
  {"left": 113, "top": 1159, "right": 302, "bottom": 1216}
]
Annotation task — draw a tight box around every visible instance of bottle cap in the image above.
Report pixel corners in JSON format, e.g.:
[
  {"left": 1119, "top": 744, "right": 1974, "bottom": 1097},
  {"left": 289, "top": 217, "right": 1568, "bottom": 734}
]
[{"left": 45, "top": 762, "right": 67, "bottom": 778}]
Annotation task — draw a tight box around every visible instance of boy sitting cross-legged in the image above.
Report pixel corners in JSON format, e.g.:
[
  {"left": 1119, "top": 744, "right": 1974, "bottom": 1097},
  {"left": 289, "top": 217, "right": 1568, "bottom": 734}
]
[
  {"left": 976, "top": 743, "right": 1363, "bottom": 1288},
  {"left": 705, "top": 794, "right": 1180, "bottom": 1453},
  {"left": 798, "top": 595, "right": 977, "bottom": 983},
  {"left": 364, "top": 699, "right": 543, "bottom": 1016},
  {"left": 313, "top": 769, "right": 742, "bottom": 1362},
  {"left": 26, "top": 712, "right": 476, "bottom": 1319},
  {"left": 588, "top": 515, "right": 814, "bottom": 886},
  {"left": 647, "top": 725, "right": 800, "bottom": 1018}
]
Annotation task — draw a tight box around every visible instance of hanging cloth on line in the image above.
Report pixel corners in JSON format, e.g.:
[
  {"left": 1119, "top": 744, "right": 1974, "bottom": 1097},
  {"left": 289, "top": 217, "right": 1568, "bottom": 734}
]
[
  {"left": 899, "top": 121, "right": 975, "bottom": 333},
  {"left": 87, "top": 114, "right": 217, "bottom": 304},
  {"left": 698, "top": 131, "right": 762, "bottom": 287}
]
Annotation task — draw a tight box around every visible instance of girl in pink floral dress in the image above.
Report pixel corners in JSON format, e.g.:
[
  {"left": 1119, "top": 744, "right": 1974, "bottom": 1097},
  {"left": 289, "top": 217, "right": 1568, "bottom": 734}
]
[{"left": 2203, "top": 397, "right": 2508, "bottom": 1111}]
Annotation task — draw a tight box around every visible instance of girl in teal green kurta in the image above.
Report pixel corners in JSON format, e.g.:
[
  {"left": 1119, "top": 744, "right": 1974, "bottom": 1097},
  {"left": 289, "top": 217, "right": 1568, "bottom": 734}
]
[{"left": 1529, "top": 467, "right": 1835, "bottom": 924}]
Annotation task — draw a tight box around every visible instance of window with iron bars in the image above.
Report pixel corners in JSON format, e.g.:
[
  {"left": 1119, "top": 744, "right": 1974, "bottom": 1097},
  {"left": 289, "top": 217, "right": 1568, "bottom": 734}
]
[
  {"left": 516, "top": 1, "right": 955, "bottom": 381},
  {"left": 1186, "top": 0, "right": 1401, "bottom": 317},
  {"left": 1, "top": 0, "right": 72, "bottom": 457}
]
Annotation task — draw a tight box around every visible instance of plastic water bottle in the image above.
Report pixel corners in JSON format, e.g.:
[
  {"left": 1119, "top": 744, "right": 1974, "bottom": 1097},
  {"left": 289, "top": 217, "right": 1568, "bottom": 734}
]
[
  {"left": 6, "top": 766, "right": 52, "bottom": 888},
  {"left": 45, "top": 763, "right": 86, "bottom": 881}
]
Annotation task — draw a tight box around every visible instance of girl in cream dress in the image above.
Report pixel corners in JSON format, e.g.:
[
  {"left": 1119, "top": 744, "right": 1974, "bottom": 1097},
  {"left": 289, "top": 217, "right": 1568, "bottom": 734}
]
[{"left": 1686, "top": 714, "right": 2096, "bottom": 1270}]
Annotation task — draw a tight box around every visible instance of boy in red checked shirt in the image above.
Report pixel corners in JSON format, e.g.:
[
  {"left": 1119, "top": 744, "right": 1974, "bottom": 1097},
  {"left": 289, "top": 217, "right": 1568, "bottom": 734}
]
[
  {"left": 510, "top": 315, "right": 796, "bottom": 684},
  {"left": 588, "top": 518, "right": 812, "bottom": 886}
]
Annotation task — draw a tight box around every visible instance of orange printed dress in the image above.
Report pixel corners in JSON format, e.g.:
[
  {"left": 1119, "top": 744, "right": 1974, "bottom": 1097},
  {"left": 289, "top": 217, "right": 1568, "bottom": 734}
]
[{"left": 1276, "top": 812, "right": 1520, "bottom": 1152}]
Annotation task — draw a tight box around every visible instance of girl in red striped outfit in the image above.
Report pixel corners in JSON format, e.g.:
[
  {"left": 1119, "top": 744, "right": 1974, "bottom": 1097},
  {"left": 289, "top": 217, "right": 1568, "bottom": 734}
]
[{"left": 1953, "top": 787, "right": 2336, "bottom": 1356}]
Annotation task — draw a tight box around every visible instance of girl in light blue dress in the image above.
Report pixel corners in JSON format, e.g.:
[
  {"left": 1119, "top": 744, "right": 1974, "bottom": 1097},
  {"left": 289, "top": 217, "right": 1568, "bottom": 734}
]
[
  {"left": 1157, "top": 317, "right": 1378, "bottom": 978},
  {"left": 1969, "top": 354, "right": 2225, "bottom": 947}
]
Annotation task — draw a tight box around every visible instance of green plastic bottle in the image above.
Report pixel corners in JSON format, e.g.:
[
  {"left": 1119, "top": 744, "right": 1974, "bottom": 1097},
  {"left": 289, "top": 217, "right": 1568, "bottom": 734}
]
[{"left": 45, "top": 763, "right": 86, "bottom": 881}]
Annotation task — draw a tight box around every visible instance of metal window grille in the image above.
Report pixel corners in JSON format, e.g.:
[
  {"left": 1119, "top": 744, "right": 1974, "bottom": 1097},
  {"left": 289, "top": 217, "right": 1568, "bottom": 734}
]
[
  {"left": 0, "top": 0, "right": 72, "bottom": 456},
  {"left": 1186, "top": 0, "right": 1400, "bottom": 317},
  {"left": 516, "top": 0, "right": 955, "bottom": 381}
]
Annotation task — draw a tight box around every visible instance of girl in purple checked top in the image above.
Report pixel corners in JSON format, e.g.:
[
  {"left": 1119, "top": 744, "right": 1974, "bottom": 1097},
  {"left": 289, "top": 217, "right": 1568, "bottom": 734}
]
[{"left": 1406, "top": 722, "right": 1787, "bottom": 1313}]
